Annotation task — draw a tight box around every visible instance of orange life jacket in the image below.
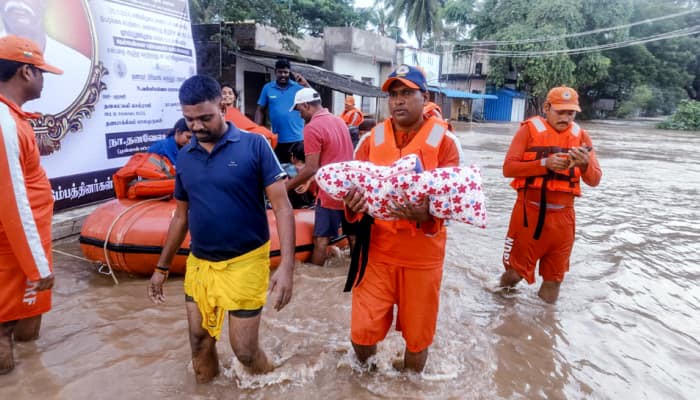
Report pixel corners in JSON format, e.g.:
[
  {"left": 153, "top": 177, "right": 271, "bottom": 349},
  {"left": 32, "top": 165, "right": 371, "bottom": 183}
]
[
  {"left": 341, "top": 107, "right": 364, "bottom": 127},
  {"left": 224, "top": 107, "right": 278, "bottom": 149},
  {"left": 113, "top": 153, "right": 175, "bottom": 199},
  {"left": 510, "top": 116, "right": 584, "bottom": 196},
  {"left": 423, "top": 102, "right": 443, "bottom": 121},
  {"left": 367, "top": 118, "right": 448, "bottom": 232}
]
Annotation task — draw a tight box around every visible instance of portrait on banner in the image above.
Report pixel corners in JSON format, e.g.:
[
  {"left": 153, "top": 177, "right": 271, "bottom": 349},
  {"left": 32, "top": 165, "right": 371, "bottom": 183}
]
[{"left": 0, "top": 0, "right": 106, "bottom": 154}]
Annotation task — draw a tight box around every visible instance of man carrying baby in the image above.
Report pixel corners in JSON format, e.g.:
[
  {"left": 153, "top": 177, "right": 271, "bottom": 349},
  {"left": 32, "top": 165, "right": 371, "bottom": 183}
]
[{"left": 342, "top": 64, "right": 463, "bottom": 373}]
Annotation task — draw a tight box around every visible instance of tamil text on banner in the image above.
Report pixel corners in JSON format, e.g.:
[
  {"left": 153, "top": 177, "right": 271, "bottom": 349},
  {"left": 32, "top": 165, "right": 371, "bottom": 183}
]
[{"left": 0, "top": 0, "right": 196, "bottom": 209}]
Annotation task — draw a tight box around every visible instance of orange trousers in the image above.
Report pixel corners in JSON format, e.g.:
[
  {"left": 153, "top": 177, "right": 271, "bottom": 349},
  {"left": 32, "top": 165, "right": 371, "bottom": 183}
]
[
  {"left": 0, "top": 248, "right": 52, "bottom": 323},
  {"left": 351, "top": 260, "right": 443, "bottom": 353},
  {"left": 502, "top": 200, "right": 575, "bottom": 284}
]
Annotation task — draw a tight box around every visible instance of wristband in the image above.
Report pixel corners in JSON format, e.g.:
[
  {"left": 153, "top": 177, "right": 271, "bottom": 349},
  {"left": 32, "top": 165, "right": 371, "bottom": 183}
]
[
  {"left": 154, "top": 266, "right": 169, "bottom": 279},
  {"left": 540, "top": 158, "right": 547, "bottom": 167}
]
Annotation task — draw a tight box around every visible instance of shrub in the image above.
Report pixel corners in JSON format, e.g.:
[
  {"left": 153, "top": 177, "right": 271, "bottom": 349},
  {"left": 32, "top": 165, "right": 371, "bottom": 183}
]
[{"left": 658, "top": 100, "right": 700, "bottom": 131}]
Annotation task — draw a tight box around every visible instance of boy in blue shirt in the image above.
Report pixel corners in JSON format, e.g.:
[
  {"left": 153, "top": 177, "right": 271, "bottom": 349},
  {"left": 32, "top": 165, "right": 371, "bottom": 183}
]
[{"left": 147, "top": 118, "right": 192, "bottom": 167}]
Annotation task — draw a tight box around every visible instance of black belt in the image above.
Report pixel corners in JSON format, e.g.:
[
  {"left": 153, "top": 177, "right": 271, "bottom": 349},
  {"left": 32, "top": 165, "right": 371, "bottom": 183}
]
[{"left": 343, "top": 215, "right": 374, "bottom": 292}]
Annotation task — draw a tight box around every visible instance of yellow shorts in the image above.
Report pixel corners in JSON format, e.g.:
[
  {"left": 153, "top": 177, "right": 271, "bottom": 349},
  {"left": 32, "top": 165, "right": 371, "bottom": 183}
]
[{"left": 184, "top": 242, "right": 270, "bottom": 339}]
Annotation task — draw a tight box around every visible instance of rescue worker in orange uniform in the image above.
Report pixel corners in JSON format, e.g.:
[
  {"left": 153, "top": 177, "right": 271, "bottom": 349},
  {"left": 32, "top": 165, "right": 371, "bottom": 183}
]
[
  {"left": 340, "top": 95, "right": 364, "bottom": 129},
  {"left": 343, "top": 64, "right": 463, "bottom": 373},
  {"left": 499, "top": 86, "right": 602, "bottom": 303},
  {"left": 0, "top": 35, "right": 62, "bottom": 374}
]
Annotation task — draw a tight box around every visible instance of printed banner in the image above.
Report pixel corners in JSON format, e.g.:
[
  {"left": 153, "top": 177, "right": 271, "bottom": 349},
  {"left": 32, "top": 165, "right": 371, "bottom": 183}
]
[{"left": 1, "top": 0, "right": 196, "bottom": 209}]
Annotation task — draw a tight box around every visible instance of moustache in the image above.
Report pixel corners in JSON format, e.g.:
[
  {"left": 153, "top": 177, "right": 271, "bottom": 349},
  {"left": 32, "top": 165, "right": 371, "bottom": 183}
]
[{"left": 193, "top": 130, "right": 214, "bottom": 139}]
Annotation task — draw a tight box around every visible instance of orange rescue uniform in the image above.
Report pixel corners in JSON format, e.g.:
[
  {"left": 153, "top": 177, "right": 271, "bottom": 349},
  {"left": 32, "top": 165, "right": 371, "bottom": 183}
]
[
  {"left": 341, "top": 107, "right": 364, "bottom": 128},
  {"left": 349, "top": 117, "right": 461, "bottom": 352},
  {"left": 224, "top": 106, "right": 278, "bottom": 149},
  {"left": 423, "top": 101, "right": 443, "bottom": 120},
  {"left": 0, "top": 94, "right": 54, "bottom": 322},
  {"left": 502, "top": 116, "right": 602, "bottom": 283}
]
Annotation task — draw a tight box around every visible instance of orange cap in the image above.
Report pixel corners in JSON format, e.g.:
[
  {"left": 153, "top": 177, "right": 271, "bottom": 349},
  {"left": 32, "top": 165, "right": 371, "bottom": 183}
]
[
  {"left": 0, "top": 35, "right": 63, "bottom": 75},
  {"left": 345, "top": 95, "right": 355, "bottom": 106},
  {"left": 546, "top": 86, "right": 580, "bottom": 112},
  {"left": 381, "top": 64, "right": 428, "bottom": 92}
]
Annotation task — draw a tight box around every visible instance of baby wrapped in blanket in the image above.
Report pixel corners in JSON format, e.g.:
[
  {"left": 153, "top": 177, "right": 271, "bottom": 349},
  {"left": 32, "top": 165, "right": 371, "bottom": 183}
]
[{"left": 316, "top": 154, "right": 486, "bottom": 228}]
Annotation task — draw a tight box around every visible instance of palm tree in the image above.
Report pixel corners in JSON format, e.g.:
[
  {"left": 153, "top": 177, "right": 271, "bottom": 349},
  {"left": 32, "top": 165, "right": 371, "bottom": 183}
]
[
  {"left": 384, "top": 0, "right": 442, "bottom": 48},
  {"left": 189, "top": 0, "right": 226, "bottom": 23}
]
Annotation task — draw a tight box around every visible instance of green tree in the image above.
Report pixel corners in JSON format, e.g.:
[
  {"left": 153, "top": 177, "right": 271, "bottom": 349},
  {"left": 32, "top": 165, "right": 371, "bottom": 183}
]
[
  {"left": 365, "top": 7, "right": 394, "bottom": 35},
  {"left": 471, "top": 0, "right": 699, "bottom": 117},
  {"left": 588, "top": 0, "right": 699, "bottom": 116},
  {"left": 189, "top": 0, "right": 364, "bottom": 38},
  {"left": 658, "top": 99, "right": 700, "bottom": 130},
  {"left": 440, "top": 0, "right": 475, "bottom": 38},
  {"left": 384, "top": 0, "right": 442, "bottom": 48},
  {"left": 470, "top": 0, "right": 632, "bottom": 113}
]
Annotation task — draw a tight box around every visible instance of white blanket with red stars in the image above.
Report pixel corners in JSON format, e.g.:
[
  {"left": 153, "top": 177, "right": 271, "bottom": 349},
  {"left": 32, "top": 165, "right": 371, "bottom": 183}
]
[{"left": 316, "top": 154, "right": 486, "bottom": 228}]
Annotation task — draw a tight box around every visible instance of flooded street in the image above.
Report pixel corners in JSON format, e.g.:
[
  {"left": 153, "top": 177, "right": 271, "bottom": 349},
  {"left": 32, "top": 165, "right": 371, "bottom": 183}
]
[{"left": 1, "top": 121, "right": 698, "bottom": 399}]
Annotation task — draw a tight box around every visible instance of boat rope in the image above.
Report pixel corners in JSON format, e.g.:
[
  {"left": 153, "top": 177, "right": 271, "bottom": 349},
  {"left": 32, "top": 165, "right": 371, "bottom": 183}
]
[
  {"left": 102, "top": 196, "right": 171, "bottom": 285},
  {"left": 52, "top": 248, "right": 93, "bottom": 262}
]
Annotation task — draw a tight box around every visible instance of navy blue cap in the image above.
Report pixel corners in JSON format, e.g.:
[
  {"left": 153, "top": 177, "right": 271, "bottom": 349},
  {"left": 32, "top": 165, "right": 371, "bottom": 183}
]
[{"left": 382, "top": 64, "right": 428, "bottom": 92}]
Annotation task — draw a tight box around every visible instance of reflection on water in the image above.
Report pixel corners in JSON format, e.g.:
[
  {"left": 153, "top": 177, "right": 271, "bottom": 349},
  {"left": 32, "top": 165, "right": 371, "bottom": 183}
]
[{"left": 1, "top": 121, "right": 698, "bottom": 399}]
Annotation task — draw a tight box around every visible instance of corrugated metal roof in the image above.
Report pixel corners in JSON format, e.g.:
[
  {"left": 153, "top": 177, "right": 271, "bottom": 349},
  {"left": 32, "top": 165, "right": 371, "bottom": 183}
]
[
  {"left": 428, "top": 86, "right": 498, "bottom": 100},
  {"left": 236, "top": 53, "right": 385, "bottom": 98},
  {"left": 487, "top": 88, "right": 528, "bottom": 98}
]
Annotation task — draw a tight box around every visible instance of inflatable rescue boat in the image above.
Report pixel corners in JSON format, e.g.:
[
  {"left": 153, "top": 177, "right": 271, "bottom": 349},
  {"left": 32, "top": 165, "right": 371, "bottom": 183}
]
[{"left": 79, "top": 198, "right": 319, "bottom": 275}]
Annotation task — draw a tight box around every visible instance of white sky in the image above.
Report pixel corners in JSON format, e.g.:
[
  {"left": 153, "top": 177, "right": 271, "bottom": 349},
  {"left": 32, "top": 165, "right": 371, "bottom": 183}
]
[{"left": 354, "top": 0, "right": 375, "bottom": 7}]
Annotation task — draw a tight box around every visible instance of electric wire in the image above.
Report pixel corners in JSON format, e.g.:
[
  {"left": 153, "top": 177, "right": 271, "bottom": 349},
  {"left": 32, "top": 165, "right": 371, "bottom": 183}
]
[{"left": 457, "top": 8, "right": 699, "bottom": 47}]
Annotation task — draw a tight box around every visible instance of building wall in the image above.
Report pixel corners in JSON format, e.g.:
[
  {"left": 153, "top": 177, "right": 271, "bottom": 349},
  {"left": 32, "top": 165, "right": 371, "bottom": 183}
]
[
  {"left": 235, "top": 23, "right": 325, "bottom": 62},
  {"left": 468, "top": 79, "right": 487, "bottom": 93},
  {"left": 442, "top": 44, "right": 490, "bottom": 77},
  {"left": 399, "top": 47, "right": 441, "bottom": 86},
  {"left": 324, "top": 27, "right": 395, "bottom": 63},
  {"left": 329, "top": 53, "right": 382, "bottom": 117},
  {"left": 443, "top": 78, "right": 487, "bottom": 94},
  {"left": 236, "top": 58, "right": 269, "bottom": 116}
]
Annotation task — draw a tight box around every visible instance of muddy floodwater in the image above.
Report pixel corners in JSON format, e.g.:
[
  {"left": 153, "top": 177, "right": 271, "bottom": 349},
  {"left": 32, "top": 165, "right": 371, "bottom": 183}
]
[{"left": 1, "top": 120, "right": 698, "bottom": 399}]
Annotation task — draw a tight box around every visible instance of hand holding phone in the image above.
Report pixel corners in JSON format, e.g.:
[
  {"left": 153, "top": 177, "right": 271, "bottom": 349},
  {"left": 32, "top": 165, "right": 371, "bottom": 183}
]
[{"left": 567, "top": 145, "right": 592, "bottom": 168}]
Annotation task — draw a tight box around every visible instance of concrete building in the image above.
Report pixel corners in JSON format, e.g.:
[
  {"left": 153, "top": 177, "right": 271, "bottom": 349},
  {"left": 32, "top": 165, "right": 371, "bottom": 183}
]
[
  {"left": 439, "top": 43, "right": 494, "bottom": 121},
  {"left": 324, "top": 27, "right": 396, "bottom": 119},
  {"left": 231, "top": 23, "right": 326, "bottom": 117},
  {"left": 192, "top": 22, "right": 384, "bottom": 121},
  {"left": 441, "top": 43, "right": 489, "bottom": 94}
]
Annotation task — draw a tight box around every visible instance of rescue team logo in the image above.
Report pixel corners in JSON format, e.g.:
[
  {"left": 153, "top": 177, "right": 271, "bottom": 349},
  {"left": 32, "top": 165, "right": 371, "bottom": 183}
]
[
  {"left": 395, "top": 64, "right": 411, "bottom": 76},
  {"left": 503, "top": 236, "right": 514, "bottom": 266},
  {"left": 23, "top": 280, "right": 39, "bottom": 306}
]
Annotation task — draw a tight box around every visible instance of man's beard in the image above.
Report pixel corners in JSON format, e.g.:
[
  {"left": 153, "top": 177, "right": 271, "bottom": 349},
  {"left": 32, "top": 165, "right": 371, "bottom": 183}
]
[{"left": 194, "top": 130, "right": 221, "bottom": 143}]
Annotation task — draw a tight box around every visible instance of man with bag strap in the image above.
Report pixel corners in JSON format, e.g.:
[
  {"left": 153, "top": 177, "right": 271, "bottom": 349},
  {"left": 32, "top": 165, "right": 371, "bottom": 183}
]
[
  {"left": 499, "top": 86, "right": 602, "bottom": 303},
  {"left": 0, "top": 35, "right": 62, "bottom": 374},
  {"left": 343, "top": 64, "right": 462, "bottom": 372}
]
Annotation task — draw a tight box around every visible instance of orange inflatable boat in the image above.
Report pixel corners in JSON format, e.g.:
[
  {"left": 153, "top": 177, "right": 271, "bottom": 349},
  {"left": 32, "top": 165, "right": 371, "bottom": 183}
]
[{"left": 79, "top": 198, "right": 322, "bottom": 276}]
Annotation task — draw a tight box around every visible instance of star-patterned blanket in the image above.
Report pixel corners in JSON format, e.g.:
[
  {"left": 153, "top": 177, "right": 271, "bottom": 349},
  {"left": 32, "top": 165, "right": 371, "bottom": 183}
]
[{"left": 316, "top": 154, "right": 487, "bottom": 228}]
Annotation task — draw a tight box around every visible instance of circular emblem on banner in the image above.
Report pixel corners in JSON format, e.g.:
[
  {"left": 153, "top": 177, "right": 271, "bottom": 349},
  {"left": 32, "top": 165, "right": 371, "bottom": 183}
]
[{"left": 396, "top": 64, "right": 411, "bottom": 76}]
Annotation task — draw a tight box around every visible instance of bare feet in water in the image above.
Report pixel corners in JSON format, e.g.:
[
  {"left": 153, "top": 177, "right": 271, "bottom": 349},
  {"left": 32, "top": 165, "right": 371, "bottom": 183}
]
[
  {"left": 0, "top": 330, "right": 14, "bottom": 375},
  {"left": 248, "top": 357, "right": 274, "bottom": 375},
  {"left": 192, "top": 339, "right": 220, "bottom": 384}
]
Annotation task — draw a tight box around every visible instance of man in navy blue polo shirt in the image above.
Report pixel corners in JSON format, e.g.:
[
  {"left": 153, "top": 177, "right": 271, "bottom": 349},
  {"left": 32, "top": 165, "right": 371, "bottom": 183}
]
[
  {"left": 255, "top": 58, "right": 309, "bottom": 163},
  {"left": 147, "top": 75, "right": 296, "bottom": 383}
]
